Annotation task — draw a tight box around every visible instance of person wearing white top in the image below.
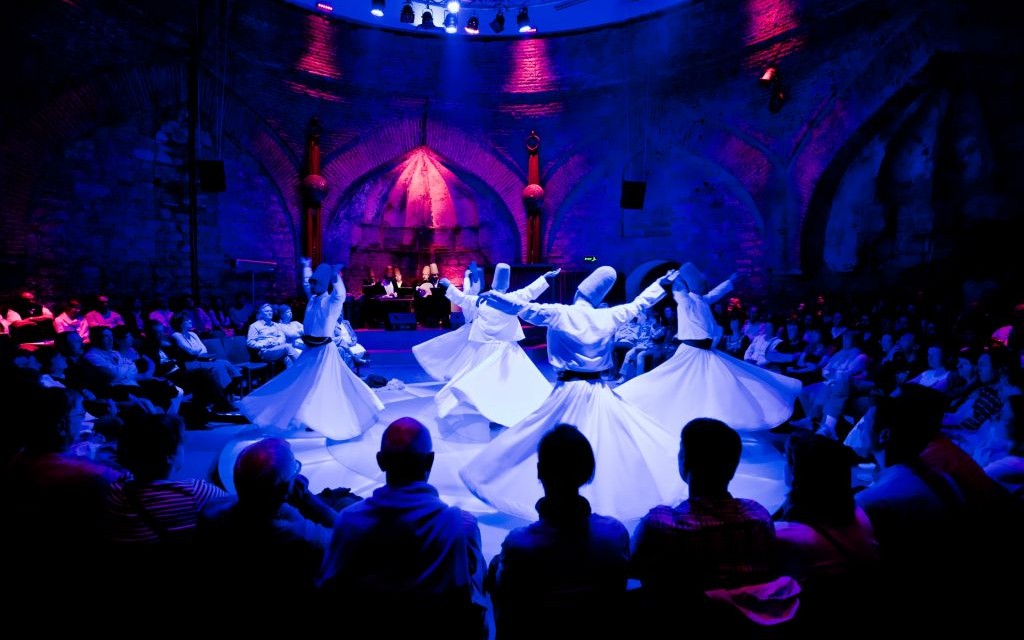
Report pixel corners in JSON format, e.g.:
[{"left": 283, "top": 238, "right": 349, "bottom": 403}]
[{"left": 618, "top": 262, "right": 801, "bottom": 435}]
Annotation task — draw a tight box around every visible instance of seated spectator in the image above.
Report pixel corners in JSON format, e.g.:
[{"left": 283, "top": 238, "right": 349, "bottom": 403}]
[
  {"left": 798, "top": 330, "right": 869, "bottom": 439},
  {"left": 275, "top": 304, "right": 304, "bottom": 350},
  {"left": 227, "top": 293, "right": 254, "bottom": 334},
  {"left": 784, "top": 324, "right": 830, "bottom": 384},
  {"left": 773, "top": 433, "right": 880, "bottom": 631},
  {"left": 631, "top": 418, "right": 788, "bottom": 630},
  {"left": 318, "top": 417, "right": 488, "bottom": 639},
  {"left": 197, "top": 438, "right": 337, "bottom": 601},
  {"left": 743, "top": 319, "right": 783, "bottom": 367},
  {"left": 208, "top": 295, "right": 233, "bottom": 336},
  {"left": 83, "top": 325, "right": 180, "bottom": 414},
  {"left": 53, "top": 298, "right": 90, "bottom": 344},
  {"left": 617, "top": 307, "right": 668, "bottom": 381},
  {"left": 101, "top": 413, "right": 229, "bottom": 604},
  {"left": 721, "top": 316, "right": 751, "bottom": 360},
  {"left": 904, "top": 343, "right": 953, "bottom": 392},
  {"left": 169, "top": 311, "right": 242, "bottom": 401},
  {"left": 984, "top": 394, "right": 1024, "bottom": 501},
  {"left": 4, "top": 385, "right": 122, "bottom": 611},
  {"left": 855, "top": 392, "right": 973, "bottom": 631},
  {"left": 247, "top": 302, "right": 300, "bottom": 368},
  {"left": 147, "top": 295, "right": 174, "bottom": 331},
  {"left": 141, "top": 319, "right": 236, "bottom": 425},
  {"left": 487, "top": 424, "right": 629, "bottom": 639},
  {"left": 5, "top": 290, "right": 55, "bottom": 343},
  {"left": 942, "top": 348, "right": 1022, "bottom": 466},
  {"left": 84, "top": 294, "right": 125, "bottom": 329},
  {"left": 334, "top": 316, "right": 368, "bottom": 370}
]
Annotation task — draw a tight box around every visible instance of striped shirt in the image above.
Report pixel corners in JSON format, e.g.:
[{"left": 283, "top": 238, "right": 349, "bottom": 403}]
[
  {"left": 104, "top": 476, "right": 228, "bottom": 544},
  {"left": 630, "top": 494, "right": 777, "bottom": 594}
]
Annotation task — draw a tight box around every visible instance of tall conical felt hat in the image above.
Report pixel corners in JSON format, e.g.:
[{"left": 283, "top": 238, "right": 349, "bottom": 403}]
[
  {"left": 577, "top": 266, "right": 617, "bottom": 305},
  {"left": 492, "top": 263, "right": 511, "bottom": 291},
  {"left": 679, "top": 262, "right": 708, "bottom": 294},
  {"left": 311, "top": 263, "right": 334, "bottom": 286}
]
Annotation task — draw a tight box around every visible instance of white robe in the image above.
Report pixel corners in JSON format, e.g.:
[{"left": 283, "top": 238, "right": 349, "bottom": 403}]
[
  {"left": 412, "top": 273, "right": 482, "bottom": 382},
  {"left": 434, "top": 276, "right": 552, "bottom": 427},
  {"left": 239, "top": 279, "right": 383, "bottom": 440},
  {"left": 617, "top": 278, "right": 801, "bottom": 434},
  {"left": 459, "top": 278, "right": 687, "bottom": 522}
]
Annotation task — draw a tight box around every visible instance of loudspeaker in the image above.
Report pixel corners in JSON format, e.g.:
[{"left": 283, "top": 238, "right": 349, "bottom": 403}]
[
  {"left": 620, "top": 180, "right": 647, "bottom": 209},
  {"left": 387, "top": 312, "right": 417, "bottom": 331},
  {"left": 198, "top": 160, "right": 227, "bottom": 192}
]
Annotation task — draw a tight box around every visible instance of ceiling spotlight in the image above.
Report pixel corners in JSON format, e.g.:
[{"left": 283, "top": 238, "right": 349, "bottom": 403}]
[
  {"left": 447, "top": 0, "right": 461, "bottom": 13},
  {"left": 489, "top": 8, "right": 505, "bottom": 33},
  {"left": 465, "top": 15, "right": 480, "bottom": 34},
  {"left": 370, "top": 0, "right": 385, "bottom": 17},
  {"left": 759, "top": 67, "right": 778, "bottom": 86},
  {"left": 444, "top": 12, "right": 458, "bottom": 33},
  {"left": 517, "top": 7, "right": 534, "bottom": 33},
  {"left": 400, "top": 1, "right": 414, "bottom": 23},
  {"left": 419, "top": 9, "right": 436, "bottom": 29}
]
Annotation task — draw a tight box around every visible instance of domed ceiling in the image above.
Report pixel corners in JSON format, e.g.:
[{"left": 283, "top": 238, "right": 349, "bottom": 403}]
[{"left": 283, "top": 0, "right": 696, "bottom": 37}]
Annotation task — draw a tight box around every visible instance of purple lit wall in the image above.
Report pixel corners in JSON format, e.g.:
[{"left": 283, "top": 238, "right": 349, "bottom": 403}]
[{"left": 1, "top": 0, "right": 1021, "bottom": 308}]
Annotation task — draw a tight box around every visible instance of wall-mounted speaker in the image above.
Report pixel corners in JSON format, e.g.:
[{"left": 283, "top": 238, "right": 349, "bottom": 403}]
[
  {"left": 198, "top": 160, "right": 227, "bottom": 193},
  {"left": 620, "top": 180, "right": 647, "bottom": 210}
]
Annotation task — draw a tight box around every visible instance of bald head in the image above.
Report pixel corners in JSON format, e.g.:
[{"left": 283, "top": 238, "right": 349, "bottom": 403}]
[
  {"left": 378, "top": 417, "right": 434, "bottom": 484},
  {"left": 234, "top": 438, "right": 296, "bottom": 505}
]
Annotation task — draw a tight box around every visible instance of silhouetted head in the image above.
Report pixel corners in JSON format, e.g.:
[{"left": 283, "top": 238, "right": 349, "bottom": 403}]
[
  {"left": 679, "top": 418, "right": 741, "bottom": 495},
  {"left": 537, "top": 424, "right": 595, "bottom": 496},
  {"left": 377, "top": 417, "right": 434, "bottom": 485}
]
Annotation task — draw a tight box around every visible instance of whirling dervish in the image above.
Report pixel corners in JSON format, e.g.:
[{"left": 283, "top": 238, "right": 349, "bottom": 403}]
[
  {"left": 617, "top": 262, "right": 801, "bottom": 435},
  {"left": 433, "top": 263, "right": 559, "bottom": 428},
  {"left": 238, "top": 260, "right": 384, "bottom": 440},
  {"left": 458, "top": 265, "right": 687, "bottom": 523},
  {"left": 412, "top": 261, "right": 484, "bottom": 382}
]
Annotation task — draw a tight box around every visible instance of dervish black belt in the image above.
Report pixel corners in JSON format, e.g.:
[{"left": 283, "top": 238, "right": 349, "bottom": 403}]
[
  {"left": 678, "top": 338, "right": 713, "bottom": 350},
  {"left": 557, "top": 370, "right": 604, "bottom": 381},
  {"left": 303, "top": 335, "right": 333, "bottom": 347}
]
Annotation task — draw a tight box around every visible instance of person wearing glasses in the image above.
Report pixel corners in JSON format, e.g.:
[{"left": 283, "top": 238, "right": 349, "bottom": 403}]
[{"left": 196, "top": 437, "right": 338, "bottom": 598}]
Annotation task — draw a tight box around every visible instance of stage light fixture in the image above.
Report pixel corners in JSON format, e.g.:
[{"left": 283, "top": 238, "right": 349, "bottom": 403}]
[
  {"left": 447, "top": 0, "right": 461, "bottom": 13},
  {"left": 517, "top": 7, "right": 534, "bottom": 33},
  {"left": 489, "top": 8, "right": 505, "bottom": 33},
  {"left": 400, "top": 1, "right": 415, "bottom": 23},
  {"left": 419, "top": 9, "right": 437, "bottom": 28},
  {"left": 759, "top": 67, "right": 778, "bottom": 86},
  {"left": 465, "top": 15, "right": 480, "bottom": 34},
  {"left": 444, "top": 12, "right": 458, "bottom": 33},
  {"left": 370, "top": 0, "right": 385, "bottom": 17}
]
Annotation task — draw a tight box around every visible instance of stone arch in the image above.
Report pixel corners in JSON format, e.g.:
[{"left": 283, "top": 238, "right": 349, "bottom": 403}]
[
  {"left": 316, "top": 118, "right": 530, "bottom": 261},
  {"left": 792, "top": 11, "right": 940, "bottom": 272}
]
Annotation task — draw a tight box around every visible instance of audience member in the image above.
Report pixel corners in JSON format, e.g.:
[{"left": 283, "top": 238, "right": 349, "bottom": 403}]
[
  {"left": 84, "top": 293, "right": 125, "bottom": 329},
  {"left": 487, "top": 424, "right": 629, "bottom": 639},
  {"left": 773, "top": 433, "right": 880, "bottom": 631},
  {"left": 198, "top": 438, "right": 336, "bottom": 600},
  {"left": 247, "top": 302, "right": 300, "bottom": 368},
  {"left": 631, "top": 418, "right": 786, "bottom": 629},
  {"left": 318, "top": 417, "right": 488, "bottom": 639}
]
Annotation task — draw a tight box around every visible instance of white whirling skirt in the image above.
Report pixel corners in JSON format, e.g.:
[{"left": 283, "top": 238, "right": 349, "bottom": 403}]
[
  {"left": 617, "top": 344, "right": 801, "bottom": 435},
  {"left": 459, "top": 379, "right": 687, "bottom": 522},
  {"left": 238, "top": 343, "right": 384, "bottom": 440},
  {"left": 436, "top": 341, "right": 551, "bottom": 427},
  {"left": 411, "top": 324, "right": 474, "bottom": 382}
]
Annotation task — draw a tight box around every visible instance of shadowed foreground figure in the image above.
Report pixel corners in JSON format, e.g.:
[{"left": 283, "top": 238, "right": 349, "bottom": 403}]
[
  {"left": 487, "top": 424, "right": 630, "bottom": 639},
  {"left": 318, "top": 417, "right": 488, "bottom": 639}
]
